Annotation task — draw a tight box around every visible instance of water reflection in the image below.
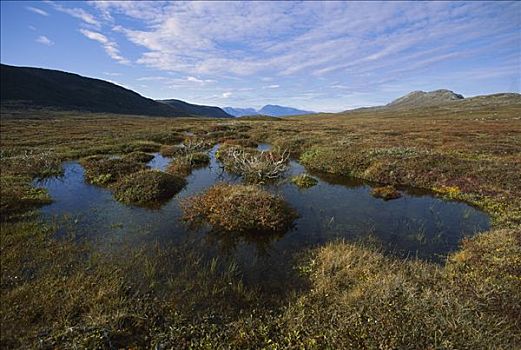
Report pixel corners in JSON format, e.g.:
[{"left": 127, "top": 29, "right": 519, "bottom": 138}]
[{"left": 35, "top": 144, "right": 490, "bottom": 262}]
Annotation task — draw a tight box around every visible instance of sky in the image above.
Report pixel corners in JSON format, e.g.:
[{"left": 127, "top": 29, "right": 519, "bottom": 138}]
[{"left": 1, "top": 1, "right": 520, "bottom": 112}]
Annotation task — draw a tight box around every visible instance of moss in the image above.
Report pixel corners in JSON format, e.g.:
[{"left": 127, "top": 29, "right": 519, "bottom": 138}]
[
  {"left": 112, "top": 170, "right": 186, "bottom": 206},
  {"left": 182, "top": 183, "right": 297, "bottom": 234},
  {"left": 371, "top": 185, "right": 402, "bottom": 200},
  {"left": 122, "top": 151, "right": 155, "bottom": 163},
  {"left": 80, "top": 156, "right": 146, "bottom": 186},
  {"left": 291, "top": 174, "right": 318, "bottom": 189}
]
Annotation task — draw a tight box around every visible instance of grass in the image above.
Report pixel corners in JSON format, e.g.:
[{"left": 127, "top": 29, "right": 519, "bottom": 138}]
[
  {"left": 0, "top": 103, "right": 520, "bottom": 348},
  {"left": 112, "top": 169, "right": 186, "bottom": 206},
  {"left": 182, "top": 183, "right": 298, "bottom": 234},
  {"left": 291, "top": 173, "right": 318, "bottom": 188},
  {"left": 79, "top": 156, "right": 146, "bottom": 186},
  {"left": 279, "top": 227, "right": 521, "bottom": 349},
  {"left": 167, "top": 152, "right": 210, "bottom": 177},
  {"left": 122, "top": 151, "right": 155, "bottom": 163}
]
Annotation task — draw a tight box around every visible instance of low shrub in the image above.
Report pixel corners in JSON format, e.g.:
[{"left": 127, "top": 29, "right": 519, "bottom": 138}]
[
  {"left": 112, "top": 170, "right": 186, "bottom": 206},
  {"left": 182, "top": 183, "right": 297, "bottom": 234},
  {"left": 290, "top": 174, "right": 318, "bottom": 189},
  {"left": 217, "top": 145, "right": 289, "bottom": 183},
  {"left": 371, "top": 185, "right": 401, "bottom": 200},
  {"left": 122, "top": 151, "right": 155, "bottom": 163},
  {"left": 80, "top": 156, "right": 146, "bottom": 186}
]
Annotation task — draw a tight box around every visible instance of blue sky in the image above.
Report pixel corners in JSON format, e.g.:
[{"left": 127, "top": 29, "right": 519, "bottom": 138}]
[{"left": 1, "top": 1, "right": 520, "bottom": 112}]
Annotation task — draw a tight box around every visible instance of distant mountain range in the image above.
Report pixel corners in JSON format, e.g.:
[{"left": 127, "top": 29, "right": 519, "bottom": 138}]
[
  {"left": 343, "top": 89, "right": 521, "bottom": 112},
  {"left": 222, "top": 107, "right": 257, "bottom": 117},
  {"left": 0, "top": 64, "right": 231, "bottom": 118},
  {"left": 224, "top": 104, "right": 314, "bottom": 117}
]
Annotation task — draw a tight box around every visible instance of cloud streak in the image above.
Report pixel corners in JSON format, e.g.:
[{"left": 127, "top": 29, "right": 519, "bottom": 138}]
[
  {"left": 79, "top": 29, "right": 129, "bottom": 65},
  {"left": 26, "top": 6, "right": 49, "bottom": 16},
  {"left": 47, "top": 1, "right": 100, "bottom": 28},
  {"left": 88, "top": 1, "right": 519, "bottom": 83}
]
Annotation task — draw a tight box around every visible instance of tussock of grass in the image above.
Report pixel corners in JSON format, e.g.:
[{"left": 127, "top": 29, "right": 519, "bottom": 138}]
[
  {"left": 167, "top": 152, "right": 210, "bottom": 177},
  {"left": 182, "top": 183, "right": 297, "bottom": 234},
  {"left": 160, "top": 144, "right": 183, "bottom": 157},
  {"left": 80, "top": 156, "right": 146, "bottom": 186},
  {"left": 122, "top": 151, "right": 155, "bottom": 163},
  {"left": 112, "top": 170, "right": 186, "bottom": 206},
  {"left": 371, "top": 185, "right": 401, "bottom": 200},
  {"left": 290, "top": 174, "right": 318, "bottom": 189}
]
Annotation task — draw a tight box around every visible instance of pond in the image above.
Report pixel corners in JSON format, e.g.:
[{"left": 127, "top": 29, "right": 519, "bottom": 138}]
[{"left": 35, "top": 144, "right": 490, "bottom": 273}]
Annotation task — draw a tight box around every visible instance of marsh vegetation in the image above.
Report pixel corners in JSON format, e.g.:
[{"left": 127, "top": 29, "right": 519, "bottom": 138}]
[{"left": 1, "top": 102, "right": 520, "bottom": 348}]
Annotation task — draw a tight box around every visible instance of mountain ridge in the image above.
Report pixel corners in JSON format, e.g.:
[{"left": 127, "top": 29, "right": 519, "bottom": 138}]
[
  {"left": 159, "top": 99, "right": 232, "bottom": 118},
  {"left": 0, "top": 64, "right": 230, "bottom": 118}
]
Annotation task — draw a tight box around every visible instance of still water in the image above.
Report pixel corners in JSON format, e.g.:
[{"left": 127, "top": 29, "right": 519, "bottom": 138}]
[{"left": 35, "top": 144, "right": 489, "bottom": 264}]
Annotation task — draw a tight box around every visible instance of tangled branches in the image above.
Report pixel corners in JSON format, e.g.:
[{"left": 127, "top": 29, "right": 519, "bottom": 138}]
[{"left": 217, "top": 145, "right": 290, "bottom": 183}]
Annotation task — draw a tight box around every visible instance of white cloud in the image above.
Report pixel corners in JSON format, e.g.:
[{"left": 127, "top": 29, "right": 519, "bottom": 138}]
[
  {"left": 48, "top": 1, "right": 100, "bottom": 28},
  {"left": 81, "top": 1, "right": 520, "bottom": 109},
  {"left": 186, "top": 76, "right": 216, "bottom": 84},
  {"left": 36, "top": 35, "right": 54, "bottom": 46},
  {"left": 103, "top": 72, "right": 122, "bottom": 76},
  {"left": 26, "top": 6, "right": 49, "bottom": 16},
  {"left": 79, "top": 29, "right": 129, "bottom": 64},
  {"left": 87, "top": 1, "right": 519, "bottom": 81}
]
